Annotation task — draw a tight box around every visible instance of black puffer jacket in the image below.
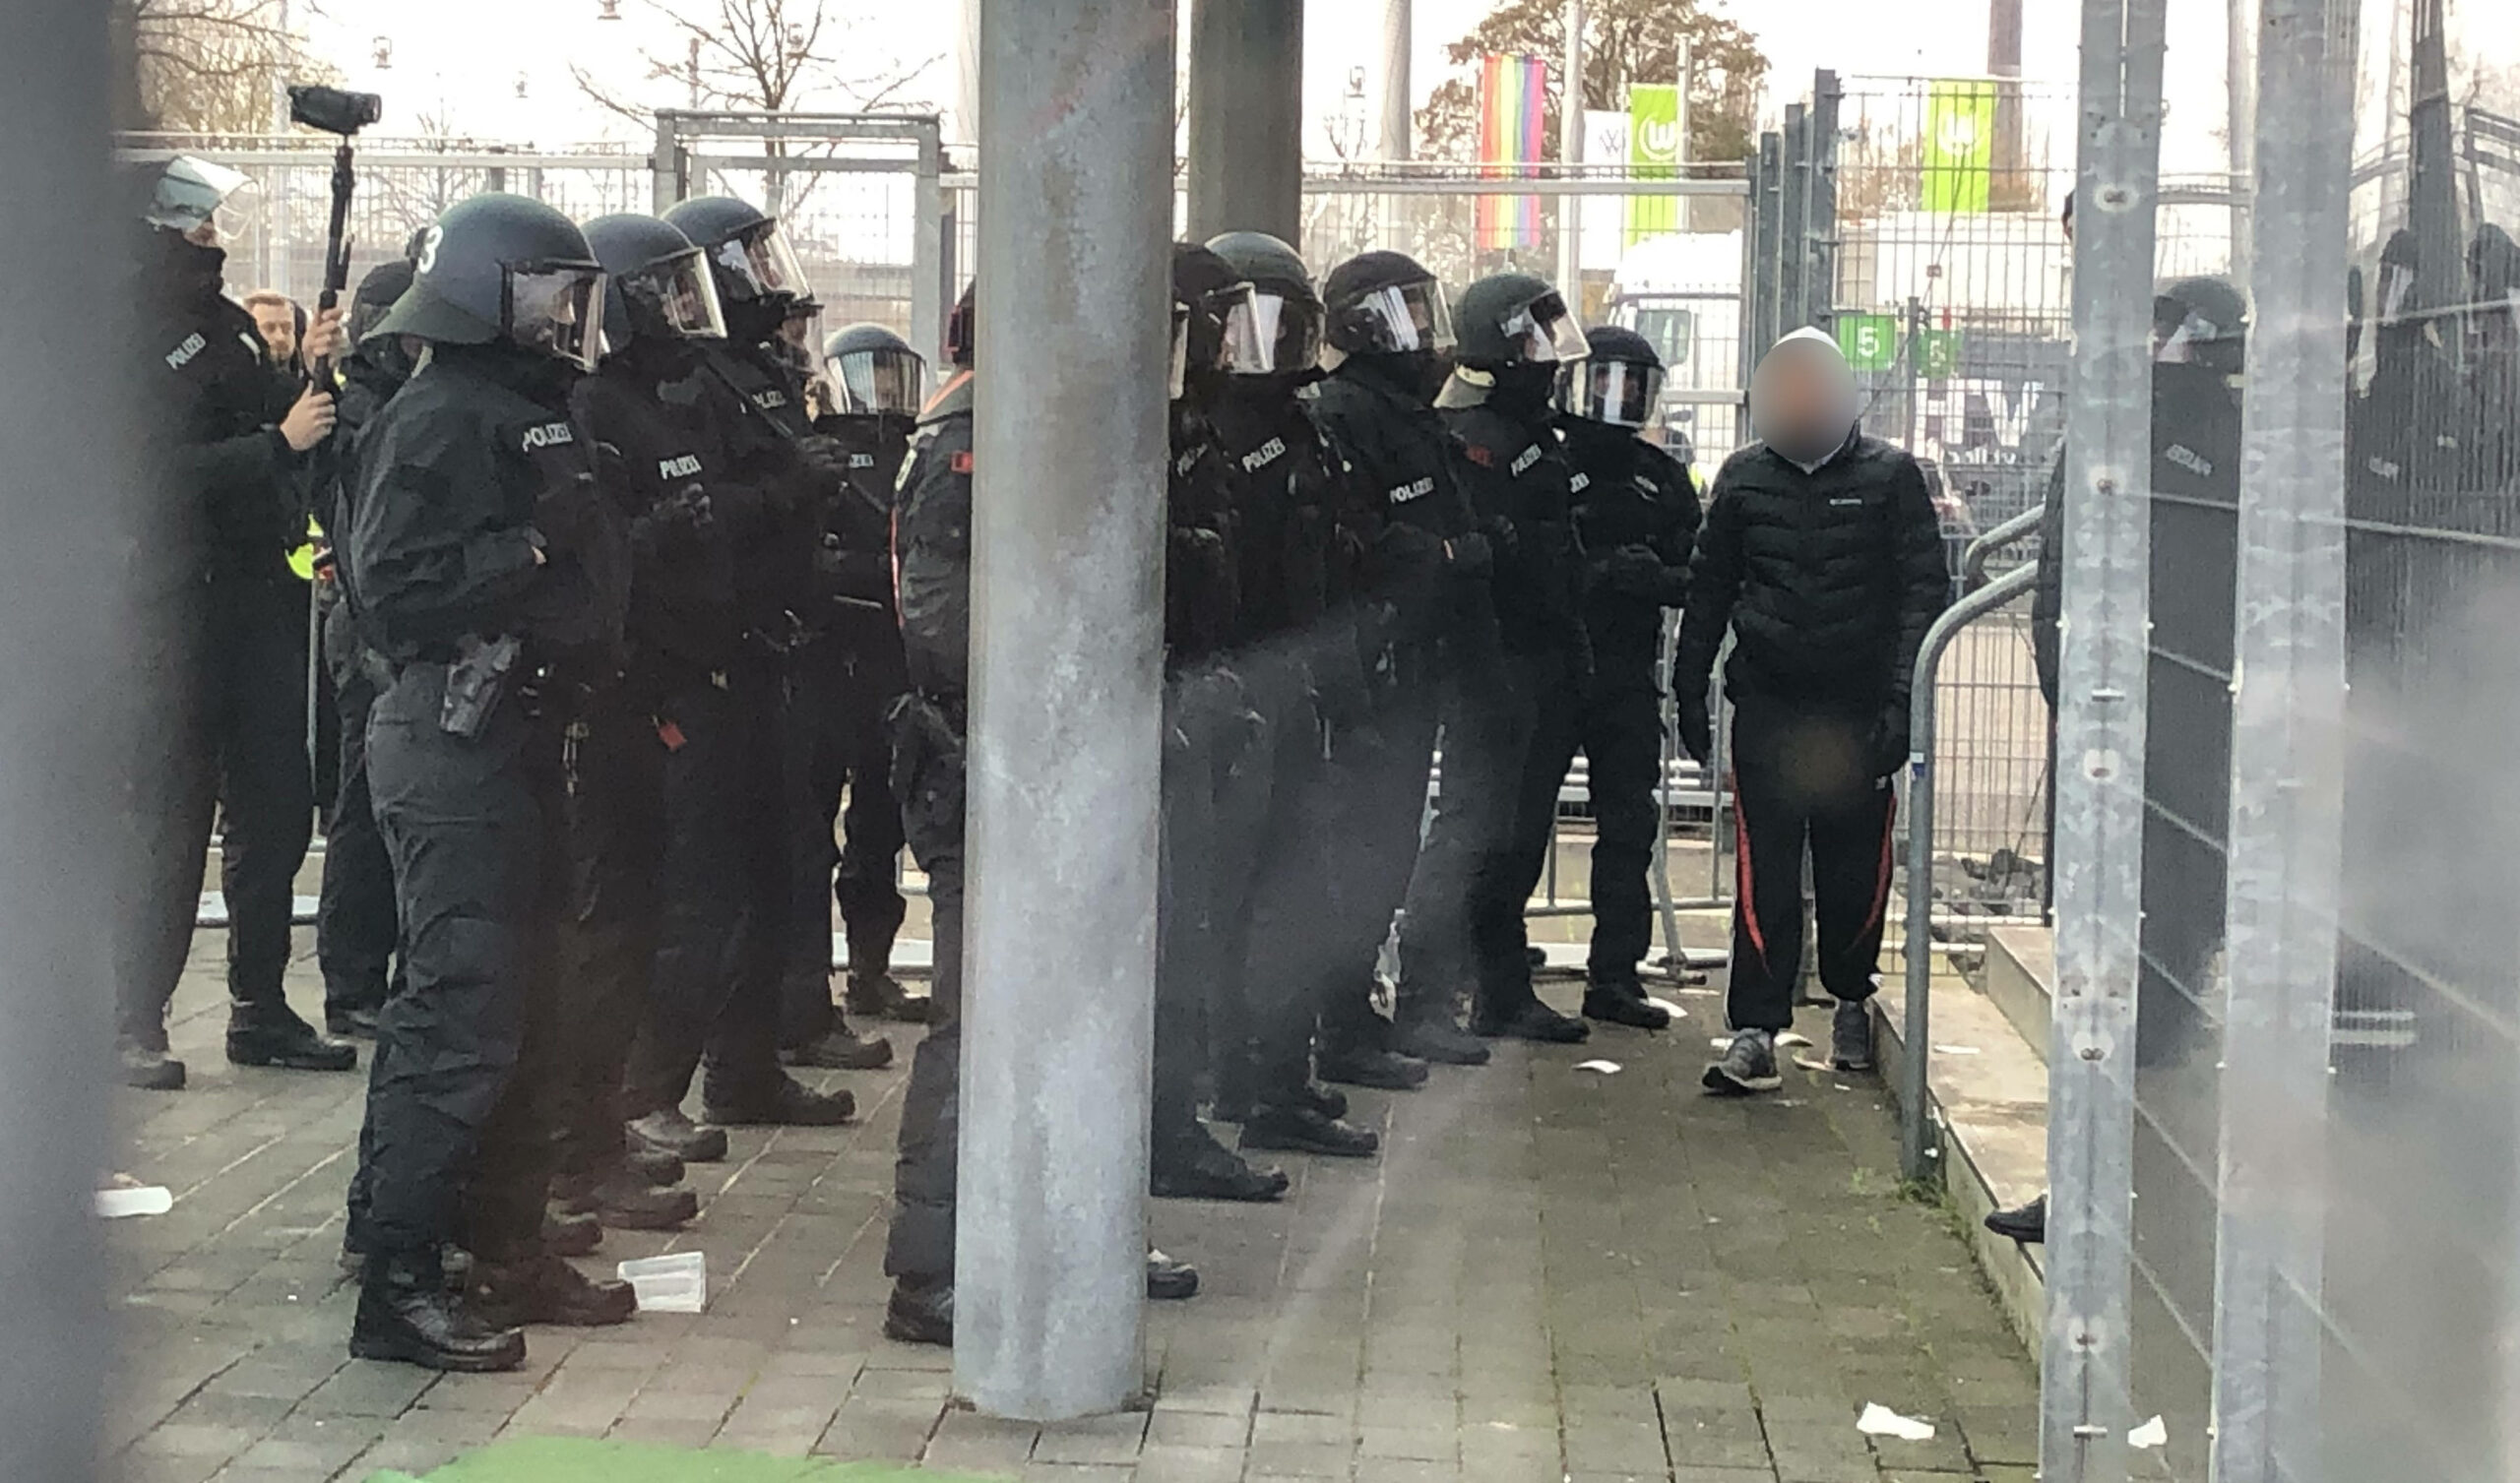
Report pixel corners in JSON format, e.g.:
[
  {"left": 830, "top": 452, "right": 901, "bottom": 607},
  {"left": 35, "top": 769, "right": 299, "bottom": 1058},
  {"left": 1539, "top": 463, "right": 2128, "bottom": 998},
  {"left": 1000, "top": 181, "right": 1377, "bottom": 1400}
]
[{"left": 1675, "top": 434, "right": 1948, "bottom": 711}]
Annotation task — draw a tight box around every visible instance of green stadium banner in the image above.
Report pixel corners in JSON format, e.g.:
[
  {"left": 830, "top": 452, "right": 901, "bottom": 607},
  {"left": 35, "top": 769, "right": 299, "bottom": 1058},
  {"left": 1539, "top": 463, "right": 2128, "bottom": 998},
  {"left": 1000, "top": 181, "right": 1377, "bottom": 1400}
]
[
  {"left": 1837, "top": 313, "right": 1899, "bottom": 372},
  {"left": 1922, "top": 80, "right": 1997, "bottom": 214},
  {"left": 1626, "top": 84, "right": 1682, "bottom": 245},
  {"left": 1919, "top": 329, "right": 1964, "bottom": 377}
]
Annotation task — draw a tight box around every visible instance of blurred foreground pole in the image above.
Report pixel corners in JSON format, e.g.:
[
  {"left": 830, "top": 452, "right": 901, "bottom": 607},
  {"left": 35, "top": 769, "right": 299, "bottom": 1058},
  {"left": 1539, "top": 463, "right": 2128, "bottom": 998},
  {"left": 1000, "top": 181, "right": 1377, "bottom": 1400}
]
[
  {"left": 0, "top": 0, "right": 132, "bottom": 1474},
  {"left": 2208, "top": 0, "right": 2357, "bottom": 1477},
  {"left": 2044, "top": 0, "right": 2165, "bottom": 1477},
  {"left": 1186, "top": 0, "right": 1305, "bottom": 243},
  {"left": 1556, "top": 0, "right": 1585, "bottom": 296},
  {"left": 1378, "top": 0, "right": 1415, "bottom": 161},
  {"left": 961, "top": 0, "right": 1172, "bottom": 1421}
]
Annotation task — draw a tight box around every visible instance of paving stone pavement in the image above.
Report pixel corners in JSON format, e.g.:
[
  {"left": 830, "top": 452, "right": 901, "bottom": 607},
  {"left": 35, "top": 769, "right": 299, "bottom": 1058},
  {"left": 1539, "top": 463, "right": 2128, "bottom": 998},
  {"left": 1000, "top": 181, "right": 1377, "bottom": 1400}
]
[{"left": 105, "top": 917, "right": 2038, "bottom": 1483}]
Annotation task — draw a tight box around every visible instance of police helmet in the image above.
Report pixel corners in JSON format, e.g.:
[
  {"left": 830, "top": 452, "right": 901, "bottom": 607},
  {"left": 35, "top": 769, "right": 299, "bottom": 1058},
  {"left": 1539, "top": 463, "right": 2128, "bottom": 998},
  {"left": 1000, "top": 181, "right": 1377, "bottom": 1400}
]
[
  {"left": 347, "top": 258, "right": 416, "bottom": 348},
  {"left": 374, "top": 194, "right": 606, "bottom": 371},
  {"left": 1207, "top": 230, "right": 1325, "bottom": 375},
  {"left": 2153, "top": 275, "right": 2247, "bottom": 376},
  {"left": 1452, "top": 272, "right": 1589, "bottom": 371},
  {"left": 583, "top": 214, "right": 726, "bottom": 348},
  {"left": 1322, "top": 250, "right": 1455, "bottom": 357},
  {"left": 135, "top": 154, "right": 252, "bottom": 240},
  {"left": 1555, "top": 323, "right": 1666, "bottom": 429},
  {"left": 822, "top": 322, "right": 928, "bottom": 417},
  {"left": 662, "top": 195, "right": 809, "bottom": 307},
  {"left": 1171, "top": 243, "right": 1272, "bottom": 399},
  {"left": 945, "top": 281, "right": 976, "bottom": 369}
]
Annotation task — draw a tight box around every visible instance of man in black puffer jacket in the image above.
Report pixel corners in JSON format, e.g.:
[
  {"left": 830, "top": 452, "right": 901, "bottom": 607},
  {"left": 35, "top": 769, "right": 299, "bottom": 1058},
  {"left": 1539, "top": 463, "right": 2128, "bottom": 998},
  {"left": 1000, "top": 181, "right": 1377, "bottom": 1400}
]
[{"left": 1676, "top": 328, "right": 1946, "bottom": 1095}]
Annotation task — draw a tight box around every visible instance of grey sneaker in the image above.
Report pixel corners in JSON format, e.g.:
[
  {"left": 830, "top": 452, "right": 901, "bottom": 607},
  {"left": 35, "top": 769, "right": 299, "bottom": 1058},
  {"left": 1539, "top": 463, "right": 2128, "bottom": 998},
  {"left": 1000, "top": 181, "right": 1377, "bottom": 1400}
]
[
  {"left": 1703, "top": 1029, "right": 1782, "bottom": 1095},
  {"left": 1831, "top": 998, "right": 1876, "bottom": 1072}
]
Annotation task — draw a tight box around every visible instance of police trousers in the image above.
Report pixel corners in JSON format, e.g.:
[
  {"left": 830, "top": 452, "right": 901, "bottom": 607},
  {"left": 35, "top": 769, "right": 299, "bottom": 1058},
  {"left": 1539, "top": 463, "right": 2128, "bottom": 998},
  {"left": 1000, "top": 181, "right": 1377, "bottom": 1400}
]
[
  {"left": 318, "top": 599, "right": 399, "bottom": 1021},
  {"left": 1502, "top": 672, "right": 1665, "bottom": 985},
  {"left": 882, "top": 695, "right": 965, "bottom": 1285},
  {"left": 778, "top": 636, "right": 909, "bottom": 1048},
  {"left": 348, "top": 663, "right": 548, "bottom": 1262},
  {"left": 1156, "top": 663, "right": 1274, "bottom": 1134}
]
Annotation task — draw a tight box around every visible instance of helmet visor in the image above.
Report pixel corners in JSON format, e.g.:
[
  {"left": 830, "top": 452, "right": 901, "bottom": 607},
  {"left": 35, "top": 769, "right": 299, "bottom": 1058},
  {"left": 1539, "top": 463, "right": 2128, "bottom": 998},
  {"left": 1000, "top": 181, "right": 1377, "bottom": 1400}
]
[
  {"left": 1213, "top": 282, "right": 1278, "bottom": 376},
  {"left": 776, "top": 299, "right": 825, "bottom": 377},
  {"left": 1501, "top": 292, "right": 1590, "bottom": 364},
  {"left": 1349, "top": 278, "right": 1455, "bottom": 354},
  {"left": 1558, "top": 359, "right": 1666, "bottom": 427},
  {"left": 827, "top": 345, "right": 928, "bottom": 416},
  {"left": 709, "top": 219, "right": 810, "bottom": 302},
  {"left": 623, "top": 247, "right": 727, "bottom": 340},
  {"left": 507, "top": 265, "right": 606, "bottom": 372},
  {"left": 2154, "top": 303, "right": 2229, "bottom": 365},
  {"left": 1246, "top": 291, "right": 1325, "bottom": 375},
  {"left": 1168, "top": 304, "right": 1191, "bottom": 401},
  {"left": 146, "top": 155, "right": 254, "bottom": 239}
]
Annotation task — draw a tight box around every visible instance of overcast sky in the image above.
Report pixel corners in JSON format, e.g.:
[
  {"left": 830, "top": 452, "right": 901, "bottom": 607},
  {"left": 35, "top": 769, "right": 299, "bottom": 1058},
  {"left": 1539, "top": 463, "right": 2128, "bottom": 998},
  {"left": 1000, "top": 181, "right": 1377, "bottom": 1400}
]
[{"left": 296, "top": 0, "right": 2514, "bottom": 177}]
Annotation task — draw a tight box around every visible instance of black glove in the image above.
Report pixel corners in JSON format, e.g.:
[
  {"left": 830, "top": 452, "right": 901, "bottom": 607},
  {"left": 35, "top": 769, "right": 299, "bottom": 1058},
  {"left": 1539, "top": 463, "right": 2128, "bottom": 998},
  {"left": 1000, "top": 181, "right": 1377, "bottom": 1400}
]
[
  {"left": 795, "top": 433, "right": 852, "bottom": 482},
  {"left": 1868, "top": 699, "right": 1913, "bottom": 779},
  {"left": 1480, "top": 515, "right": 1521, "bottom": 561},
  {"left": 1676, "top": 691, "right": 1713, "bottom": 765},
  {"left": 1600, "top": 544, "right": 1669, "bottom": 600},
  {"left": 1445, "top": 529, "right": 1494, "bottom": 580}
]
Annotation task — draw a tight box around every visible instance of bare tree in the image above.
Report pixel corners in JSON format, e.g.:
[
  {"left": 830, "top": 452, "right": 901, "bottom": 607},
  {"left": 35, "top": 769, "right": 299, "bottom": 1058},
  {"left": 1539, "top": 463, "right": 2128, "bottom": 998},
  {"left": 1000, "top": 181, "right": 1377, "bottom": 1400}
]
[
  {"left": 120, "top": 0, "right": 337, "bottom": 134},
  {"left": 570, "top": 0, "right": 938, "bottom": 124}
]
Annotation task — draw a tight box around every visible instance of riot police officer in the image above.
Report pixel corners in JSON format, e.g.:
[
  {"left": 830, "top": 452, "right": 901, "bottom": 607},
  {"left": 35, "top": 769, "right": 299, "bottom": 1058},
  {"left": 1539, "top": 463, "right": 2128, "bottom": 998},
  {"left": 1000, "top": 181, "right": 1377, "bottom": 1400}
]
[
  {"left": 1150, "top": 245, "right": 1305, "bottom": 1190},
  {"left": 317, "top": 257, "right": 419, "bottom": 1040},
  {"left": 344, "top": 194, "right": 635, "bottom": 1369},
  {"left": 1401, "top": 271, "right": 1595, "bottom": 1046},
  {"left": 1535, "top": 325, "right": 1700, "bottom": 1028},
  {"left": 545, "top": 211, "right": 769, "bottom": 1235},
  {"left": 618, "top": 196, "right": 857, "bottom": 1154},
  {"left": 1198, "top": 231, "right": 1414, "bottom": 1163},
  {"left": 777, "top": 321, "right": 930, "bottom": 1071},
  {"left": 120, "top": 154, "right": 356, "bottom": 1089},
  {"left": 883, "top": 285, "right": 1199, "bottom": 1346}
]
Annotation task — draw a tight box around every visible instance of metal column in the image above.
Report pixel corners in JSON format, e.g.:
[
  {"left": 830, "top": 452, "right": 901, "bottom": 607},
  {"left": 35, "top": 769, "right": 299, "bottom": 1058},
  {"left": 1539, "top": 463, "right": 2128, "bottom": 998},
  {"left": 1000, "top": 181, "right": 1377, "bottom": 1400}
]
[
  {"left": 2206, "top": 0, "right": 2356, "bottom": 1476},
  {"left": 962, "top": 0, "right": 1174, "bottom": 1422},
  {"left": 1777, "top": 103, "right": 1809, "bottom": 335},
  {"left": 1803, "top": 71, "right": 1842, "bottom": 338},
  {"left": 3, "top": 0, "right": 128, "bottom": 1472},
  {"left": 1555, "top": 0, "right": 1585, "bottom": 297},
  {"left": 912, "top": 119, "right": 947, "bottom": 366},
  {"left": 1186, "top": 0, "right": 1305, "bottom": 244},
  {"left": 1377, "top": 0, "right": 1415, "bottom": 161},
  {"left": 2044, "top": 0, "right": 2166, "bottom": 1476}
]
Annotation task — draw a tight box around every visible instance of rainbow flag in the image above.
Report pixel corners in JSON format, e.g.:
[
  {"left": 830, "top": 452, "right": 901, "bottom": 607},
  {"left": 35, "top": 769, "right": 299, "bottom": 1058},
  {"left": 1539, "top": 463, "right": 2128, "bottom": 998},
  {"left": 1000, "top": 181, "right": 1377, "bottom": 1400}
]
[{"left": 1476, "top": 53, "right": 1548, "bottom": 252}]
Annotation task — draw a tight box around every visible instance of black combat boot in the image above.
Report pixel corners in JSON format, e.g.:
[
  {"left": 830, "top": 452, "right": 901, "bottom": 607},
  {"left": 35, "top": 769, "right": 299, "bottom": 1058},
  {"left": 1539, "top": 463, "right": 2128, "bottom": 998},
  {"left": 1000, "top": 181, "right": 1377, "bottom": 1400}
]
[
  {"left": 350, "top": 1251, "right": 526, "bottom": 1373},
  {"left": 470, "top": 1251, "right": 638, "bottom": 1329},
  {"left": 885, "top": 1279, "right": 953, "bottom": 1346},
  {"left": 1152, "top": 1125, "right": 1289, "bottom": 1203},
  {"left": 227, "top": 1005, "right": 358, "bottom": 1072},
  {"left": 703, "top": 1074, "right": 854, "bottom": 1128},
  {"left": 846, "top": 971, "right": 934, "bottom": 1023}
]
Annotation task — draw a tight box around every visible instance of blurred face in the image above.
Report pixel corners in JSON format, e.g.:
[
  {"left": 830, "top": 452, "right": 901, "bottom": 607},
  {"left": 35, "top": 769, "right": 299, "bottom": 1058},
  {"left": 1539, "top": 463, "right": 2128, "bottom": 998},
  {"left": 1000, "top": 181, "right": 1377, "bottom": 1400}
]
[
  {"left": 1748, "top": 336, "right": 1860, "bottom": 468},
  {"left": 251, "top": 302, "right": 297, "bottom": 363}
]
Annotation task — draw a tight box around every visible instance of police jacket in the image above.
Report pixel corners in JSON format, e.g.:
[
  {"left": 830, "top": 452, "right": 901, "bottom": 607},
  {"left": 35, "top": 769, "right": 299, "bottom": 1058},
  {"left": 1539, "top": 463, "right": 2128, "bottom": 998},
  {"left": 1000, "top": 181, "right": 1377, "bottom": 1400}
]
[
  {"left": 142, "top": 254, "right": 309, "bottom": 582},
  {"left": 346, "top": 343, "right": 628, "bottom": 676},
  {"left": 1439, "top": 386, "right": 1589, "bottom": 667},
  {"left": 316, "top": 343, "right": 415, "bottom": 640},
  {"left": 1559, "top": 419, "right": 1701, "bottom": 684},
  {"left": 693, "top": 342, "right": 825, "bottom": 648},
  {"left": 1309, "top": 356, "right": 1490, "bottom": 663},
  {"left": 2031, "top": 447, "right": 2066, "bottom": 709},
  {"left": 1676, "top": 433, "right": 1948, "bottom": 711},
  {"left": 807, "top": 411, "right": 915, "bottom": 656},
  {"left": 1204, "top": 388, "right": 1376, "bottom": 716},
  {"left": 893, "top": 371, "right": 975, "bottom": 705},
  {"left": 570, "top": 339, "right": 755, "bottom": 683},
  {"left": 1167, "top": 406, "right": 1244, "bottom": 673}
]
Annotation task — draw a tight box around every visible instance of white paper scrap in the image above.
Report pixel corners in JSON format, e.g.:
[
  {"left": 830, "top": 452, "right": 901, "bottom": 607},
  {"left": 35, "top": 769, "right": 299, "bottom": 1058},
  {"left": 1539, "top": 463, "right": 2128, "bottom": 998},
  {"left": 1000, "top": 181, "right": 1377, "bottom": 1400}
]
[
  {"left": 1644, "top": 997, "right": 1688, "bottom": 1020},
  {"left": 1857, "top": 1403, "right": 1937, "bottom": 1443},
  {"left": 1574, "top": 1060, "right": 1623, "bottom": 1075},
  {"left": 1777, "top": 1031, "right": 1816, "bottom": 1049},
  {"left": 2129, "top": 1415, "right": 2169, "bottom": 1450},
  {"left": 95, "top": 1186, "right": 173, "bottom": 1219}
]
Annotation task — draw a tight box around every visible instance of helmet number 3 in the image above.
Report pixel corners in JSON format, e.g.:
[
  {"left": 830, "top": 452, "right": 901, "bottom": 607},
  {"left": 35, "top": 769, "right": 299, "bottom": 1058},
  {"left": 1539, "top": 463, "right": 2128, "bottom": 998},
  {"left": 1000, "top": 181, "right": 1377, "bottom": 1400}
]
[{"left": 414, "top": 224, "right": 443, "bottom": 277}]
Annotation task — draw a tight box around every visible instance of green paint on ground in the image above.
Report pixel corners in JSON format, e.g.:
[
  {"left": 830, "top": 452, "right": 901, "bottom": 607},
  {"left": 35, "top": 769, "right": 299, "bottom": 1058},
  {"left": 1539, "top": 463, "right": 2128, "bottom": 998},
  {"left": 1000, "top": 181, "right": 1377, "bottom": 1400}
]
[{"left": 363, "top": 1435, "right": 1009, "bottom": 1483}]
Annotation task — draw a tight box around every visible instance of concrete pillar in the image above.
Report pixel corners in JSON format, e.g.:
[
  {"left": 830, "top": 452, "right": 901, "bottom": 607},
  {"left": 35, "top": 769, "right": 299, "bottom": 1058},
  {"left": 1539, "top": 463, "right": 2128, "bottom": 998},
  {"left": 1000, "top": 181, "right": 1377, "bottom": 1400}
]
[
  {"left": 961, "top": 0, "right": 1174, "bottom": 1423},
  {"left": 1186, "top": 0, "right": 1305, "bottom": 245},
  {"left": 3, "top": 0, "right": 129, "bottom": 1474}
]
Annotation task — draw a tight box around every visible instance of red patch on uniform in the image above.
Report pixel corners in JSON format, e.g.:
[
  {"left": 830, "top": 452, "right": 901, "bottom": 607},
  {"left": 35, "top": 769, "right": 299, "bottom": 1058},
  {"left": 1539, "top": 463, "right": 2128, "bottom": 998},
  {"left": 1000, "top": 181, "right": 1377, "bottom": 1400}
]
[
  {"left": 951, "top": 451, "right": 975, "bottom": 474},
  {"left": 1464, "top": 444, "right": 1494, "bottom": 467},
  {"left": 656, "top": 719, "right": 687, "bottom": 752}
]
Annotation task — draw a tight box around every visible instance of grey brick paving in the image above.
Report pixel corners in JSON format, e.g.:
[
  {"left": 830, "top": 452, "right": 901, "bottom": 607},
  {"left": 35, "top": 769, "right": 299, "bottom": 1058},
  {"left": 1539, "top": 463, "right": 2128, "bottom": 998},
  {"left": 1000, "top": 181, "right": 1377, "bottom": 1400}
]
[{"left": 105, "top": 898, "right": 2035, "bottom": 1481}]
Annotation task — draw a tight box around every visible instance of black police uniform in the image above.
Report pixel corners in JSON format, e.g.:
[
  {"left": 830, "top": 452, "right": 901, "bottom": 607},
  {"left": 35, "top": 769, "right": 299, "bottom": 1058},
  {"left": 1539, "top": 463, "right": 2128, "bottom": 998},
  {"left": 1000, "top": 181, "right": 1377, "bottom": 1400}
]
[
  {"left": 1306, "top": 356, "right": 1490, "bottom": 1050},
  {"left": 1400, "top": 378, "right": 1591, "bottom": 1031},
  {"left": 344, "top": 340, "right": 628, "bottom": 1277},
  {"left": 1675, "top": 434, "right": 1946, "bottom": 1032},
  {"left": 884, "top": 370, "right": 976, "bottom": 1291},
  {"left": 616, "top": 337, "right": 846, "bottom": 1125},
  {"left": 781, "top": 409, "right": 914, "bottom": 1051},
  {"left": 1519, "top": 423, "right": 1700, "bottom": 990},
  {"left": 317, "top": 334, "right": 417, "bottom": 1032},
  {"left": 124, "top": 233, "right": 325, "bottom": 1063}
]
